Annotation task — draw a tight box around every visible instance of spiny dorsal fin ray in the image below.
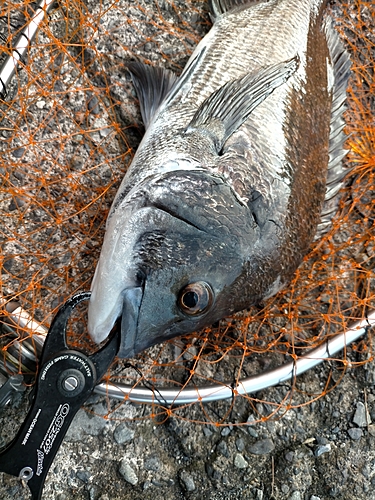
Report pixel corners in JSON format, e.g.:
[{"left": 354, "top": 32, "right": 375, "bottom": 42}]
[
  {"left": 185, "top": 57, "right": 299, "bottom": 154},
  {"left": 315, "top": 17, "right": 352, "bottom": 239},
  {"left": 128, "top": 62, "right": 178, "bottom": 129}
]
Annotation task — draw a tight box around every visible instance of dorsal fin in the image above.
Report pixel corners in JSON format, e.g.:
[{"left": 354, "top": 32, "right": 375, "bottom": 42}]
[
  {"left": 316, "top": 17, "right": 352, "bottom": 238},
  {"left": 128, "top": 62, "right": 178, "bottom": 129},
  {"left": 209, "top": 0, "right": 267, "bottom": 19}
]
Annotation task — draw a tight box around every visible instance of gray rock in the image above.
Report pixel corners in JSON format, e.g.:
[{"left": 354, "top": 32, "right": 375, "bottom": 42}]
[
  {"left": 12, "top": 147, "right": 25, "bottom": 158},
  {"left": 99, "top": 127, "right": 112, "bottom": 138},
  {"left": 285, "top": 451, "right": 295, "bottom": 462},
  {"left": 236, "top": 437, "right": 245, "bottom": 452},
  {"left": 248, "top": 427, "right": 259, "bottom": 438},
  {"left": 289, "top": 492, "right": 302, "bottom": 500},
  {"left": 281, "top": 484, "right": 290, "bottom": 494},
  {"left": 221, "top": 426, "right": 231, "bottom": 437},
  {"left": 119, "top": 461, "right": 138, "bottom": 485},
  {"left": 254, "top": 489, "right": 264, "bottom": 500},
  {"left": 65, "top": 408, "right": 108, "bottom": 441},
  {"left": 203, "top": 427, "right": 213, "bottom": 437},
  {"left": 248, "top": 438, "right": 275, "bottom": 455},
  {"left": 144, "top": 454, "right": 160, "bottom": 471},
  {"left": 88, "top": 485, "right": 99, "bottom": 500},
  {"left": 217, "top": 439, "right": 229, "bottom": 457},
  {"left": 9, "top": 196, "right": 26, "bottom": 211},
  {"left": 179, "top": 471, "right": 196, "bottom": 492},
  {"left": 348, "top": 427, "right": 363, "bottom": 440},
  {"left": 234, "top": 453, "right": 248, "bottom": 469},
  {"left": 113, "top": 423, "right": 135, "bottom": 444},
  {"left": 310, "top": 496, "right": 321, "bottom": 500},
  {"left": 353, "top": 402, "right": 371, "bottom": 427},
  {"left": 314, "top": 443, "right": 331, "bottom": 457},
  {"left": 87, "top": 92, "right": 100, "bottom": 114},
  {"left": 76, "top": 470, "right": 90, "bottom": 483}
]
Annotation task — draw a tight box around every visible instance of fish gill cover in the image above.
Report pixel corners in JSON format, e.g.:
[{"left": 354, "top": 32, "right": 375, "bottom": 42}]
[{"left": 0, "top": 0, "right": 374, "bottom": 425}]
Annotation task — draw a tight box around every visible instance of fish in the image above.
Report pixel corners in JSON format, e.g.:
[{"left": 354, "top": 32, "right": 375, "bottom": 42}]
[{"left": 87, "top": 0, "right": 351, "bottom": 358}]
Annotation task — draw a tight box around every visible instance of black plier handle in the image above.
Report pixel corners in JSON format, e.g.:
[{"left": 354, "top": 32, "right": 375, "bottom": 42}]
[{"left": 0, "top": 292, "right": 119, "bottom": 500}]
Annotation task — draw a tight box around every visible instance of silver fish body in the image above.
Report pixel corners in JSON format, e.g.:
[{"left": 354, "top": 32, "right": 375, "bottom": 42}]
[{"left": 87, "top": 0, "right": 350, "bottom": 357}]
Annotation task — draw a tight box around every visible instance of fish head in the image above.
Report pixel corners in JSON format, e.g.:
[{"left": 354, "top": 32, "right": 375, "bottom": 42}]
[{"left": 87, "top": 170, "right": 260, "bottom": 358}]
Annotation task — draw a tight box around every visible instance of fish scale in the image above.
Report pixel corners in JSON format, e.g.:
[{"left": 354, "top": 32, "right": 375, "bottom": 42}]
[{"left": 179, "top": 0, "right": 311, "bottom": 101}]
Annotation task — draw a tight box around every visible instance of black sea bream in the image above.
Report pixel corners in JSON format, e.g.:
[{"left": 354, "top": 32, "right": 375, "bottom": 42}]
[{"left": 87, "top": 0, "right": 351, "bottom": 357}]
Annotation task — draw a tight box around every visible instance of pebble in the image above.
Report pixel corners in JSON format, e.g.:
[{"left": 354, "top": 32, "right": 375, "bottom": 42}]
[
  {"left": 88, "top": 485, "right": 98, "bottom": 500},
  {"left": 234, "top": 453, "right": 248, "bottom": 469},
  {"left": 217, "top": 440, "right": 229, "bottom": 457},
  {"left": 281, "top": 484, "right": 290, "bottom": 494},
  {"left": 144, "top": 454, "right": 160, "bottom": 471},
  {"left": 143, "top": 481, "right": 152, "bottom": 490},
  {"left": 254, "top": 488, "right": 264, "bottom": 500},
  {"left": 236, "top": 437, "right": 245, "bottom": 452},
  {"left": 12, "top": 147, "right": 25, "bottom": 158},
  {"left": 99, "top": 127, "right": 112, "bottom": 138},
  {"left": 285, "top": 451, "right": 295, "bottom": 462},
  {"left": 180, "top": 471, "right": 196, "bottom": 491},
  {"left": 119, "top": 460, "right": 138, "bottom": 485},
  {"left": 248, "top": 438, "right": 275, "bottom": 455},
  {"left": 113, "top": 423, "right": 135, "bottom": 444},
  {"left": 348, "top": 428, "right": 363, "bottom": 440},
  {"left": 310, "top": 496, "right": 321, "bottom": 500},
  {"left": 87, "top": 93, "right": 100, "bottom": 114},
  {"left": 353, "top": 401, "right": 371, "bottom": 427},
  {"left": 12, "top": 169, "right": 25, "bottom": 181},
  {"left": 221, "top": 426, "right": 231, "bottom": 437},
  {"left": 76, "top": 470, "right": 90, "bottom": 483},
  {"left": 36, "top": 100, "right": 46, "bottom": 109},
  {"left": 288, "top": 491, "right": 302, "bottom": 500},
  {"left": 314, "top": 443, "right": 331, "bottom": 457},
  {"left": 248, "top": 427, "right": 259, "bottom": 438},
  {"left": 203, "top": 427, "right": 213, "bottom": 437},
  {"left": 8, "top": 196, "right": 26, "bottom": 211}
]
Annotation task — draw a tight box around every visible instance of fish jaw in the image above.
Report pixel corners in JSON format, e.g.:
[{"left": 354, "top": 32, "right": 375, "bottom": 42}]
[
  {"left": 87, "top": 205, "right": 147, "bottom": 344},
  {"left": 87, "top": 261, "right": 131, "bottom": 345}
]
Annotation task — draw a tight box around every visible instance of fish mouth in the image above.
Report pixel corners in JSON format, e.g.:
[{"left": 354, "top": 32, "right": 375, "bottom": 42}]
[{"left": 118, "top": 286, "right": 144, "bottom": 358}]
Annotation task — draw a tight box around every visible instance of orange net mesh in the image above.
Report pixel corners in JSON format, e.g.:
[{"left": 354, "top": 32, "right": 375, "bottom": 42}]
[{"left": 0, "top": 0, "right": 374, "bottom": 425}]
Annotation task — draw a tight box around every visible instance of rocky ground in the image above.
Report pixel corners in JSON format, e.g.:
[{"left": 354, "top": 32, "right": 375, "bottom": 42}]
[
  {"left": 2, "top": 351, "right": 375, "bottom": 500},
  {"left": 0, "top": 0, "right": 374, "bottom": 499}
]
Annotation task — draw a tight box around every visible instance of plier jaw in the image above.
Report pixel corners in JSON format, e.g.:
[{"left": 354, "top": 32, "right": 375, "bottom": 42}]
[{"left": 0, "top": 292, "right": 120, "bottom": 500}]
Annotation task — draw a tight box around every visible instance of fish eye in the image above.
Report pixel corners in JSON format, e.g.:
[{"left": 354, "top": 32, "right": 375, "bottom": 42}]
[{"left": 177, "top": 281, "right": 214, "bottom": 316}]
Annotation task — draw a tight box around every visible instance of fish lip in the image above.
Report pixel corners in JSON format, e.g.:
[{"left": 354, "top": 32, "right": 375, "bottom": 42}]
[{"left": 117, "top": 286, "right": 144, "bottom": 358}]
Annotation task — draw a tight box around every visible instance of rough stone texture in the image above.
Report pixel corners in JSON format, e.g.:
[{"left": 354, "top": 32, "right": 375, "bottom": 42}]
[
  {"left": 353, "top": 402, "right": 371, "bottom": 427},
  {"left": 119, "top": 461, "right": 139, "bottom": 486}
]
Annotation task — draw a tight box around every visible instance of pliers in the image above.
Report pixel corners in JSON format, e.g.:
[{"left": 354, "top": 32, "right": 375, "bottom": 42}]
[{"left": 0, "top": 292, "right": 120, "bottom": 500}]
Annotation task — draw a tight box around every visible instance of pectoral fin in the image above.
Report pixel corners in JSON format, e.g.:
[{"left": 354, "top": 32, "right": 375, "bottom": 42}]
[{"left": 185, "top": 57, "right": 299, "bottom": 153}]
